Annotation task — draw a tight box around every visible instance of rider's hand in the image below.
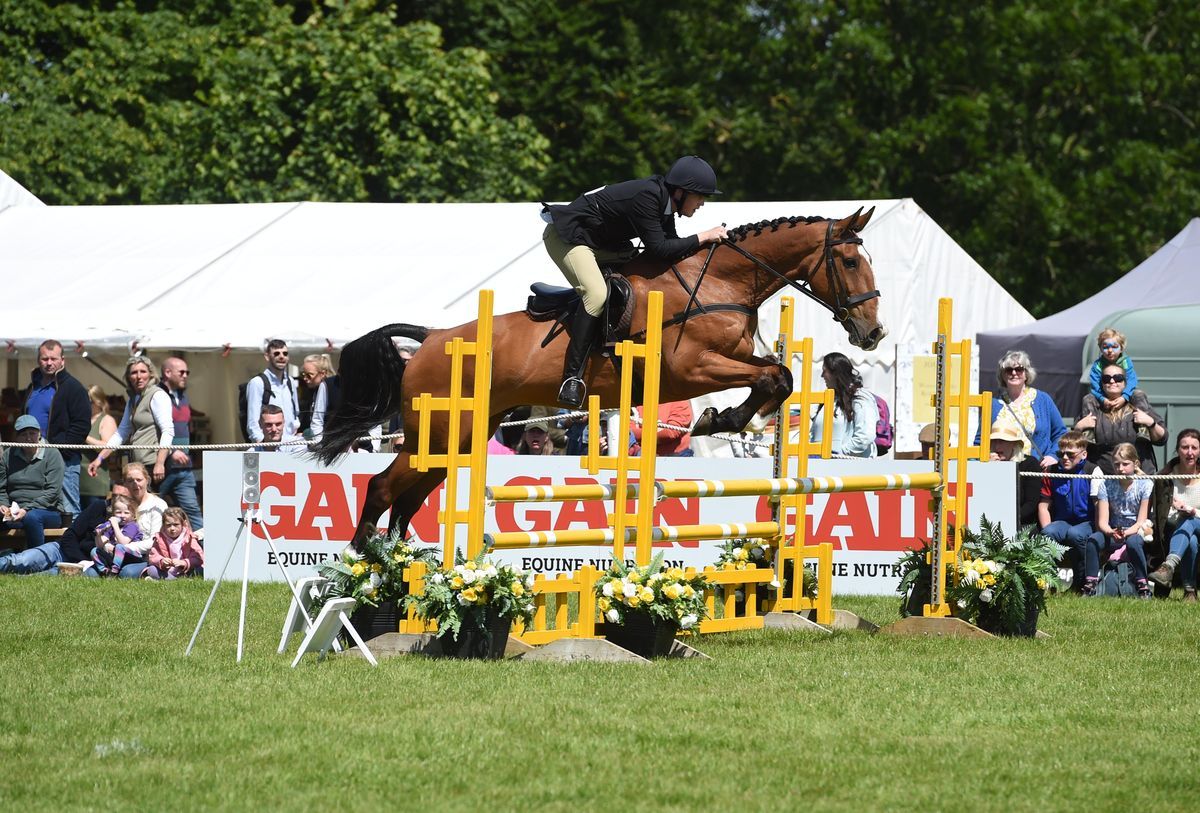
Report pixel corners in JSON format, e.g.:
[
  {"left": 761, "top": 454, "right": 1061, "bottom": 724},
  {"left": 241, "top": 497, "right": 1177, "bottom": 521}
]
[{"left": 699, "top": 226, "right": 728, "bottom": 245}]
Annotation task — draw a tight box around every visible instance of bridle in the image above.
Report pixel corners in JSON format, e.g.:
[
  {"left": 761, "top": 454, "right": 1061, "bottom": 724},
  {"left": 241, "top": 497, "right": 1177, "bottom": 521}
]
[
  {"left": 716, "top": 219, "right": 879, "bottom": 322},
  {"left": 645, "top": 218, "right": 880, "bottom": 341}
]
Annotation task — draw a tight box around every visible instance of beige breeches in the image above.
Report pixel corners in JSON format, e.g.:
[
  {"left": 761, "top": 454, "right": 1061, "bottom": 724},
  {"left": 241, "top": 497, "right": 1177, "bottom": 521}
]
[{"left": 542, "top": 224, "right": 628, "bottom": 317}]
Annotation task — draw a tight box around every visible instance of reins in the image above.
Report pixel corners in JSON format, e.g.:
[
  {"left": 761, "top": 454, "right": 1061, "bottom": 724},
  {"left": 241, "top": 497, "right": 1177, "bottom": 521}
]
[{"left": 634, "top": 218, "right": 880, "bottom": 339}]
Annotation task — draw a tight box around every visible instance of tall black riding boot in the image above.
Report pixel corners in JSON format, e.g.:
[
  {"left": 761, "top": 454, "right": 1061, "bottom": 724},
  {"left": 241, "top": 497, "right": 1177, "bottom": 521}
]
[{"left": 558, "top": 308, "right": 602, "bottom": 408}]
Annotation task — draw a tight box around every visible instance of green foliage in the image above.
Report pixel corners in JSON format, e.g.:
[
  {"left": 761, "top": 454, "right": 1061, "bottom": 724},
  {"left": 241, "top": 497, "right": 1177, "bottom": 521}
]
[
  {"left": 312, "top": 528, "right": 439, "bottom": 612},
  {"left": 949, "top": 515, "right": 1066, "bottom": 634},
  {"left": 595, "top": 551, "right": 709, "bottom": 630},
  {"left": 412, "top": 0, "right": 1200, "bottom": 315},
  {"left": 0, "top": 0, "right": 549, "bottom": 204},
  {"left": 403, "top": 554, "right": 536, "bottom": 639},
  {"left": 894, "top": 539, "right": 932, "bottom": 618}
]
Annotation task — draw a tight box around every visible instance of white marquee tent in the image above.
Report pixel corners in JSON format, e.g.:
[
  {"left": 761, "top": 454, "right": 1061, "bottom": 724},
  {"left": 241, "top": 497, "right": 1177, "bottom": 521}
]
[{"left": 0, "top": 195, "right": 1031, "bottom": 447}]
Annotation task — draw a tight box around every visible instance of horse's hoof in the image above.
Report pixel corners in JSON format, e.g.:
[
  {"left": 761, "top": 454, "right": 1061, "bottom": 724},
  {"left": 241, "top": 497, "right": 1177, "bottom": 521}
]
[
  {"left": 692, "top": 407, "right": 718, "bottom": 437},
  {"left": 352, "top": 522, "right": 378, "bottom": 550}
]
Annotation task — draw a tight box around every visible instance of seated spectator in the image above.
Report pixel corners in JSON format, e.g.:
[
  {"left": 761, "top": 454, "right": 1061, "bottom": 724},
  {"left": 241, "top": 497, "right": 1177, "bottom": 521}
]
[
  {"left": 1037, "top": 430, "right": 1102, "bottom": 591},
  {"left": 1074, "top": 362, "right": 1166, "bottom": 474},
  {"left": 90, "top": 494, "right": 146, "bottom": 577},
  {"left": 1084, "top": 442, "right": 1153, "bottom": 599},
  {"left": 516, "top": 421, "right": 557, "bottom": 455},
  {"left": 632, "top": 400, "right": 693, "bottom": 457},
  {"left": 55, "top": 484, "right": 133, "bottom": 573},
  {"left": 256, "top": 405, "right": 304, "bottom": 453},
  {"left": 1088, "top": 328, "right": 1139, "bottom": 406},
  {"left": 0, "top": 415, "right": 65, "bottom": 573},
  {"left": 988, "top": 424, "right": 1042, "bottom": 528},
  {"left": 89, "top": 356, "right": 174, "bottom": 486},
  {"left": 80, "top": 386, "right": 118, "bottom": 513},
  {"left": 984, "top": 350, "right": 1066, "bottom": 468},
  {"left": 811, "top": 352, "right": 878, "bottom": 458},
  {"left": 144, "top": 507, "right": 204, "bottom": 580},
  {"left": 918, "top": 423, "right": 936, "bottom": 459},
  {"left": 83, "top": 462, "right": 168, "bottom": 578},
  {"left": 1149, "top": 429, "right": 1200, "bottom": 601}
]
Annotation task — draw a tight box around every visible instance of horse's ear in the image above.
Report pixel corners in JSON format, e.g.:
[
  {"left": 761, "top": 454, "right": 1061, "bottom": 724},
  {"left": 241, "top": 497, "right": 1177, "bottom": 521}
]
[
  {"left": 837, "top": 207, "right": 865, "bottom": 237},
  {"left": 853, "top": 205, "right": 876, "bottom": 232}
]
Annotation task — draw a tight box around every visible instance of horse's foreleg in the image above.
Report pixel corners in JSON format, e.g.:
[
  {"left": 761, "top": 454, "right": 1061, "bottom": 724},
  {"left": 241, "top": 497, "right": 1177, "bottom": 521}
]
[{"left": 689, "top": 355, "right": 792, "bottom": 437}]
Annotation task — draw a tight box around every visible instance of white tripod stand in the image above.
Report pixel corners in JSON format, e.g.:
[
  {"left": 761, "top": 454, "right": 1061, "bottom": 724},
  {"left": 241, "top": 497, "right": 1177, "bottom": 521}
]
[{"left": 186, "top": 452, "right": 313, "bottom": 662}]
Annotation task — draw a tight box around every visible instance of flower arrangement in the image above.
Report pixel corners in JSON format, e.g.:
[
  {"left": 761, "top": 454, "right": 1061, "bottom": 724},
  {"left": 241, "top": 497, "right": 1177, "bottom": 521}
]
[
  {"left": 313, "top": 529, "right": 440, "bottom": 612},
  {"left": 404, "top": 554, "right": 537, "bottom": 642},
  {"left": 714, "top": 538, "right": 773, "bottom": 570},
  {"left": 595, "top": 553, "right": 710, "bottom": 632},
  {"left": 947, "top": 516, "right": 1065, "bottom": 636},
  {"left": 714, "top": 539, "right": 814, "bottom": 601}
]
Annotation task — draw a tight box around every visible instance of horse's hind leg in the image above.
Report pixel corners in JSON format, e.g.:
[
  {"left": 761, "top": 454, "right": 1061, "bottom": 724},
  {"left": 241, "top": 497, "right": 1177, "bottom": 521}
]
[
  {"left": 353, "top": 451, "right": 436, "bottom": 547},
  {"left": 689, "top": 355, "right": 793, "bottom": 437},
  {"left": 386, "top": 469, "right": 446, "bottom": 540}
]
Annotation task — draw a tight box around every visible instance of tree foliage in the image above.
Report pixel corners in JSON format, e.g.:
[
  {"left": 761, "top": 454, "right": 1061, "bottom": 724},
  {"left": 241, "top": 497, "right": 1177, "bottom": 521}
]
[
  {"left": 0, "top": 0, "right": 549, "bottom": 204},
  {"left": 401, "top": 0, "right": 1200, "bottom": 316},
  {"left": 2, "top": 1, "right": 1198, "bottom": 315}
]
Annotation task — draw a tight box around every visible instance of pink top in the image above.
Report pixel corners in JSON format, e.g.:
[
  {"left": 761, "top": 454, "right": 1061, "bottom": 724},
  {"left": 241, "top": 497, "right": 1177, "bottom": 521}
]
[{"left": 488, "top": 438, "right": 515, "bottom": 456}]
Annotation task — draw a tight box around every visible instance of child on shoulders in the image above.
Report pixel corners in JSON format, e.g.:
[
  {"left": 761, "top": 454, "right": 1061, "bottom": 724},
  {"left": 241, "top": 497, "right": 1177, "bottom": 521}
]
[
  {"left": 1088, "top": 328, "right": 1140, "bottom": 405},
  {"left": 91, "top": 495, "right": 147, "bottom": 576},
  {"left": 143, "top": 507, "right": 204, "bottom": 580}
]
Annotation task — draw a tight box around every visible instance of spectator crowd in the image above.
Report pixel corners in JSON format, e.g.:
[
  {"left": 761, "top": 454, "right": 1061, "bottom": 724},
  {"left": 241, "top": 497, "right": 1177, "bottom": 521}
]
[{"left": 3, "top": 328, "right": 1197, "bottom": 602}]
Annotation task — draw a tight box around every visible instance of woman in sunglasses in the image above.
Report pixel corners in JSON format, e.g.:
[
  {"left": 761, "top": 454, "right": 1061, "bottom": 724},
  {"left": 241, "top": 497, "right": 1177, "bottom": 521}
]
[
  {"left": 986, "top": 350, "right": 1067, "bottom": 469},
  {"left": 1074, "top": 362, "right": 1166, "bottom": 474}
]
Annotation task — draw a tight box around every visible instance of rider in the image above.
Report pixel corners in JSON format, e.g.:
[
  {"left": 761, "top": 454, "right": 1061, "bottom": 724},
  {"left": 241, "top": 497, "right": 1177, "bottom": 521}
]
[{"left": 542, "top": 155, "right": 730, "bottom": 408}]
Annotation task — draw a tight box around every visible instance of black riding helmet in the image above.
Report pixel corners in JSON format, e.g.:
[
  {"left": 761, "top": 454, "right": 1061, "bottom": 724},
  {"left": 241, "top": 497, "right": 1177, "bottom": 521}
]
[{"left": 665, "top": 155, "right": 721, "bottom": 196}]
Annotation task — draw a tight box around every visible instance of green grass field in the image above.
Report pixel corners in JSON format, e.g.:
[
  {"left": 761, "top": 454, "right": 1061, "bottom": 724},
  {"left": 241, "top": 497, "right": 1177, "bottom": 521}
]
[{"left": 2, "top": 577, "right": 1198, "bottom": 812}]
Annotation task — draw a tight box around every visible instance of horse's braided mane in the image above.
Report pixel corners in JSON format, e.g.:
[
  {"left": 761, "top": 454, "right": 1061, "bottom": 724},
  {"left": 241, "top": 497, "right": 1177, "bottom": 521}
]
[{"left": 727, "top": 215, "right": 827, "bottom": 244}]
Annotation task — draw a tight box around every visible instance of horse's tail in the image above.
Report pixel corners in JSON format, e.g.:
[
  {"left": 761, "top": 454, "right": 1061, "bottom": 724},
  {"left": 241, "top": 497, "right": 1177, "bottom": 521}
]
[{"left": 311, "top": 323, "right": 429, "bottom": 466}]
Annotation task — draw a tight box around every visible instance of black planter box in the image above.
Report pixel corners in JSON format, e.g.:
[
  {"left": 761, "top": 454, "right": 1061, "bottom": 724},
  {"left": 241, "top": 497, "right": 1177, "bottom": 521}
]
[{"left": 603, "top": 610, "right": 678, "bottom": 658}]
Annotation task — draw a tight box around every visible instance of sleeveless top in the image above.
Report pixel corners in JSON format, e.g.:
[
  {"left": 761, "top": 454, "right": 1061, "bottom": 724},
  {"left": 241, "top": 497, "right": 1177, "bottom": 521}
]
[
  {"left": 79, "top": 413, "right": 111, "bottom": 497},
  {"left": 166, "top": 388, "right": 192, "bottom": 471},
  {"left": 129, "top": 384, "right": 164, "bottom": 467}
]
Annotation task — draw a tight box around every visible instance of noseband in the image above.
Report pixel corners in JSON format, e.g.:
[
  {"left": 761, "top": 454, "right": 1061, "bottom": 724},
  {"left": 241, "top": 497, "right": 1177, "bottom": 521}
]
[{"left": 720, "top": 219, "right": 879, "bottom": 322}]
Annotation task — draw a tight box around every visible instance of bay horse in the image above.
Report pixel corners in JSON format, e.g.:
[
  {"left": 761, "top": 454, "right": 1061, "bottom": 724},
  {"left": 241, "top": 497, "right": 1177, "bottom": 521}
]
[{"left": 314, "top": 207, "right": 885, "bottom": 547}]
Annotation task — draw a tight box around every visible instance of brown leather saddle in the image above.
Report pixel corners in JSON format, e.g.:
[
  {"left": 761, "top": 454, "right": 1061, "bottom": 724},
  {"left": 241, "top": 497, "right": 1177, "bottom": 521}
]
[{"left": 526, "top": 271, "right": 635, "bottom": 354}]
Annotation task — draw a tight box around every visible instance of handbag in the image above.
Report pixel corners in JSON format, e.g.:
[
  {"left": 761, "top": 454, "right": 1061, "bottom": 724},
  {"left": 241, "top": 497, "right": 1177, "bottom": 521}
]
[{"left": 999, "top": 396, "right": 1043, "bottom": 460}]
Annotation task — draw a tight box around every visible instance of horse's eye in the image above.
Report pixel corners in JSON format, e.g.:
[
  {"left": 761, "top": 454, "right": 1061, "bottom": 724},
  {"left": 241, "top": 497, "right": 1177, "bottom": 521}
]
[{"left": 843, "top": 258, "right": 858, "bottom": 269}]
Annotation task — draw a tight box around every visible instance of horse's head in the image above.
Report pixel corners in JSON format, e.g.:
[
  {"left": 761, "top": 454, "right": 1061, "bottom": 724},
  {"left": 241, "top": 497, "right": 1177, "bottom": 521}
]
[{"left": 825, "top": 207, "right": 886, "bottom": 351}]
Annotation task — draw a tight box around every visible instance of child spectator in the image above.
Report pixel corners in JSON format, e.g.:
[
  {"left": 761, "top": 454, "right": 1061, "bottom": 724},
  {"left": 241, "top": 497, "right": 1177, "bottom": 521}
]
[
  {"left": 143, "top": 507, "right": 204, "bottom": 580},
  {"left": 1084, "top": 442, "right": 1153, "bottom": 598},
  {"left": 1088, "top": 328, "right": 1139, "bottom": 405},
  {"left": 91, "top": 494, "right": 146, "bottom": 576},
  {"left": 1037, "top": 431, "right": 1102, "bottom": 590}
]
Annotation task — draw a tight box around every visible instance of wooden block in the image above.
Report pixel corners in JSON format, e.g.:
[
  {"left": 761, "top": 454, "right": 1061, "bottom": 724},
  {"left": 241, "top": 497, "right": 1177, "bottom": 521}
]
[{"left": 762, "top": 611, "right": 833, "bottom": 634}]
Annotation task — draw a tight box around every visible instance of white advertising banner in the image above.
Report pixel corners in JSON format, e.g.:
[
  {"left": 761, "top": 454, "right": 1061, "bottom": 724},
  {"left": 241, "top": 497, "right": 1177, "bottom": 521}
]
[{"left": 202, "top": 452, "right": 1016, "bottom": 595}]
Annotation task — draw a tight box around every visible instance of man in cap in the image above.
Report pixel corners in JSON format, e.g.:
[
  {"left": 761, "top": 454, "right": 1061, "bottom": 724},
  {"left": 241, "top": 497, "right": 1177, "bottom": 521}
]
[
  {"left": 541, "top": 155, "right": 730, "bottom": 408},
  {"left": 0, "top": 415, "right": 66, "bottom": 573}
]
